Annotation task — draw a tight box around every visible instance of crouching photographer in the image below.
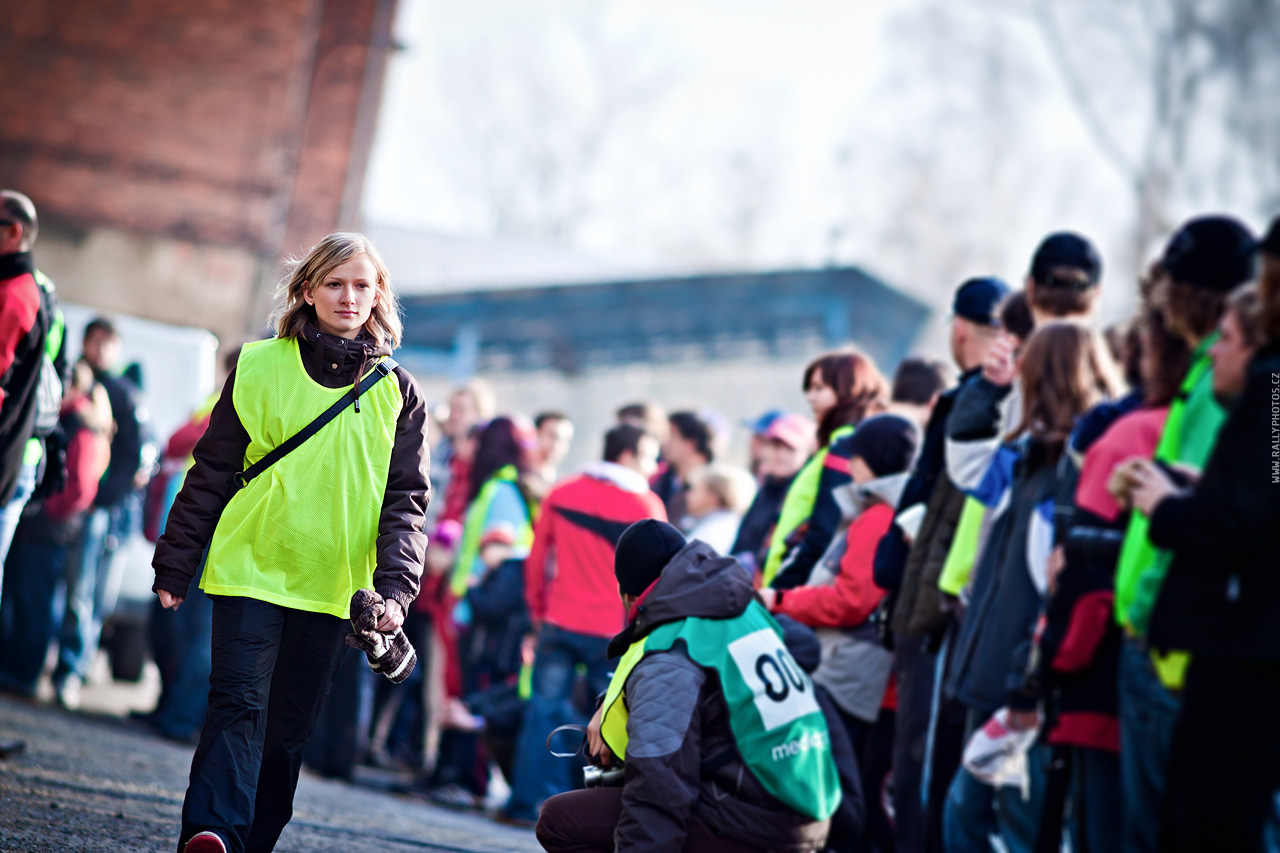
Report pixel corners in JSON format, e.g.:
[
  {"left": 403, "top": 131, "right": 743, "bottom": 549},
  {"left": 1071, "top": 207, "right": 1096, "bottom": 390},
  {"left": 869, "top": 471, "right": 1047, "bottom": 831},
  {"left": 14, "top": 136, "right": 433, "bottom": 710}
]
[{"left": 535, "top": 520, "right": 841, "bottom": 853}]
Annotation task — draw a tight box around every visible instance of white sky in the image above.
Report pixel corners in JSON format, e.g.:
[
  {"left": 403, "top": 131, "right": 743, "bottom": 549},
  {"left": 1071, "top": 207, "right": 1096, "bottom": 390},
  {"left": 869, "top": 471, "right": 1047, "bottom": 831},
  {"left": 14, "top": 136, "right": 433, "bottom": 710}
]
[{"left": 363, "top": 0, "right": 1141, "bottom": 321}]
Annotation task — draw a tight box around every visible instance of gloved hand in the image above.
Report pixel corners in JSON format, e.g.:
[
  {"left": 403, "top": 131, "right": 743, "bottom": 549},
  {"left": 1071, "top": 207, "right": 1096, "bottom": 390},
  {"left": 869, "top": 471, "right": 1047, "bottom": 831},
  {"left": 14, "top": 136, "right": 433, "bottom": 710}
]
[{"left": 346, "top": 589, "right": 417, "bottom": 684}]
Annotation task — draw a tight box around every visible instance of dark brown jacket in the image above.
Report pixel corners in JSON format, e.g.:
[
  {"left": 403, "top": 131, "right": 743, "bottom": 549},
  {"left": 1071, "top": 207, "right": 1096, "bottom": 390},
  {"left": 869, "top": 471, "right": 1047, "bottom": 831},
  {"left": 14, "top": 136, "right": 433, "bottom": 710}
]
[
  {"left": 152, "top": 324, "right": 431, "bottom": 612},
  {"left": 608, "top": 542, "right": 831, "bottom": 852}
]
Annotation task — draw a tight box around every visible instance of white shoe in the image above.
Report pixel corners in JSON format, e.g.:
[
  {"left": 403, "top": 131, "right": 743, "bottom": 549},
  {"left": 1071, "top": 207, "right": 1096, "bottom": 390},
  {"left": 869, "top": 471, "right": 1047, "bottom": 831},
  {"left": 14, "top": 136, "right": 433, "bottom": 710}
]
[
  {"left": 55, "top": 678, "right": 81, "bottom": 711},
  {"left": 184, "top": 831, "right": 228, "bottom": 852}
]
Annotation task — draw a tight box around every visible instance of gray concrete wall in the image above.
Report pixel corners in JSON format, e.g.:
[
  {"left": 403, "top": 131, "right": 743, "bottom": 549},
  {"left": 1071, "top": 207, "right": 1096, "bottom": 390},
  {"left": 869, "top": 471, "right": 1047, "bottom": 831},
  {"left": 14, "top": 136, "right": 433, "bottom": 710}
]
[{"left": 34, "top": 224, "right": 262, "bottom": 354}]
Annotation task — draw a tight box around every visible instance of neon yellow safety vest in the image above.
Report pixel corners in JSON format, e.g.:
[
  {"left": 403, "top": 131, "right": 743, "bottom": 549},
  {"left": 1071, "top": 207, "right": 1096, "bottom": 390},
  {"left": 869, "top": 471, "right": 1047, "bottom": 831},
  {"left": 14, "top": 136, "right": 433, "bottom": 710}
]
[
  {"left": 450, "top": 465, "right": 534, "bottom": 596},
  {"left": 201, "top": 337, "right": 402, "bottom": 619},
  {"left": 601, "top": 600, "right": 842, "bottom": 822},
  {"left": 762, "top": 425, "right": 855, "bottom": 586}
]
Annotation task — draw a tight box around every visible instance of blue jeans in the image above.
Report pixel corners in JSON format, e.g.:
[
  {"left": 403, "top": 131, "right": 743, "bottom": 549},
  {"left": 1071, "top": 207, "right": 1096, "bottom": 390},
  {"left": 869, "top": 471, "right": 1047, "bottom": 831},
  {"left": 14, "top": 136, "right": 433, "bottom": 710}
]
[
  {"left": 1118, "top": 638, "right": 1180, "bottom": 853},
  {"left": 55, "top": 500, "right": 134, "bottom": 684},
  {"left": 0, "top": 533, "right": 69, "bottom": 694},
  {"left": 0, "top": 463, "right": 37, "bottom": 601},
  {"left": 943, "top": 723, "right": 1049, "bottom": 853},
  {"left": 505, "top": 624, "right": 612, "bottom": 820},
  {"left": 152, "top": 560, "right": 214, "bottom": 737}
]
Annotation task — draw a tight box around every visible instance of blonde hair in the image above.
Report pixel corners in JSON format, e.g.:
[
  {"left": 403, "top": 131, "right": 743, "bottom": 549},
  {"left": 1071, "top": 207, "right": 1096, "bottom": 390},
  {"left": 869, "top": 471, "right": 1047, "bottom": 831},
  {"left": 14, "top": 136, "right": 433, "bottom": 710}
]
[
  {"left": 688, "top": 463, "right": 757, "bottom": 516},
  {"left": 270, "top": 232, "right": 402, "bottom": 349}
]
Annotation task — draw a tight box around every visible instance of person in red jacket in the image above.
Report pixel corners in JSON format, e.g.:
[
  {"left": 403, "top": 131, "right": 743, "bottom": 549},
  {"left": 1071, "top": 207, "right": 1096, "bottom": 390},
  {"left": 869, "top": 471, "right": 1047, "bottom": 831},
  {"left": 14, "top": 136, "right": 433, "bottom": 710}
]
[
  {"left": 502, "top": 423, "right": 664, "bottom": 825},
  {"left": 760, "top": 413, "right": 920, "bottom": 853},
  {"left": 0, "top": 361, "right": 112, "bottom": 695},
  {"left": 0, "top": 191, "right": 52, "bottom": 587}
]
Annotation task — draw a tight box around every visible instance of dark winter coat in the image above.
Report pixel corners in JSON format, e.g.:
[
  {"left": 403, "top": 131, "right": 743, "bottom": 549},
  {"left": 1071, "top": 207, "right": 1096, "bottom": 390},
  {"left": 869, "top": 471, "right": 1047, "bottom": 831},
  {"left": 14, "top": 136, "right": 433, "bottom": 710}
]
[
  {"left": 464, "top": 556, "right": 531, "bottom": 680},
  {"left": 152, "top": 324, "right": 431, "bottom": 612},
  {"left": 1147, "top": 342, "right": 1280, "bottom": 660},
  {"left": 0, "top": 252, "right": 48, "bottom": 504},
  {"left": 775, "top": 614, "right": 865, "bottom": 853},
  {"left": 91, "top": 367, "right": 147, "bottom": 509},
  {"left": 730, "top": 472, "right": 796, "bottom": 571},
  {"left": 944, "top": 377, "right": 1059, "bottom": 714},
  {"left": 606, "top": 541, "right": 831, "bottom": 852}
]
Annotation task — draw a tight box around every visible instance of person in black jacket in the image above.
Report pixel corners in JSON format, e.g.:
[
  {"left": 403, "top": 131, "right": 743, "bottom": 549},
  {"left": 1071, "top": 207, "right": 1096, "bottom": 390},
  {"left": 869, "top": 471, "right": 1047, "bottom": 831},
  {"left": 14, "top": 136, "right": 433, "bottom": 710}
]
[
  {"left": 870, "top": 276, "right": 1009, "bottom": 853},
  {"left": 1126, "top": 217, "right": 1280, "bottom": 853},
  {"left": 730, "top": 413, "right": 814, "bottom": 574}
]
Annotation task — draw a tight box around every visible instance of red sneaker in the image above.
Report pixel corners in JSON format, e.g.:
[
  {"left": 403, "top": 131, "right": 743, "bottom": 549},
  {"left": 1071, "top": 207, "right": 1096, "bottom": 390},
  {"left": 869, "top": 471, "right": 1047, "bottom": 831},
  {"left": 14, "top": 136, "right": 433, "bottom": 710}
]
[{"left": 184, "top": 831, "right": 227, "bottom": 853}]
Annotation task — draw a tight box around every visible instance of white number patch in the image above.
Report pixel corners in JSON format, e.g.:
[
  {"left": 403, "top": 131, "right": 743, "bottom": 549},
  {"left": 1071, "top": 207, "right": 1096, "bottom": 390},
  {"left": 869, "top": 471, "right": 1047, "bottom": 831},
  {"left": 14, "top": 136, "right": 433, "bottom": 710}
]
[{"left": 727, "top": 628, "right": 820, "bottom": 732}]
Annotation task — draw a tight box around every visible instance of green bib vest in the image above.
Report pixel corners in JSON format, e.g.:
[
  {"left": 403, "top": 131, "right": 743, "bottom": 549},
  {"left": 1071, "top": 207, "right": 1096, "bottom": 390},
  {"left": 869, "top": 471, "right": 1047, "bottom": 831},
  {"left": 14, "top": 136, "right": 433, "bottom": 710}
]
[
  {"left": 202, "top": 338, "right": 403, "bottom": 619},
  {"left": 600, "top": 600, "right": 842, "bottom": 822},
  {"left": 450, "top": 465, "right": 534, "bottom": 596},
  {"left": 1113, "top": 338, "right": 1224, "bottom": 688},
  {"left": 762, "top": 425, "right": 855, "bottom": 586}
]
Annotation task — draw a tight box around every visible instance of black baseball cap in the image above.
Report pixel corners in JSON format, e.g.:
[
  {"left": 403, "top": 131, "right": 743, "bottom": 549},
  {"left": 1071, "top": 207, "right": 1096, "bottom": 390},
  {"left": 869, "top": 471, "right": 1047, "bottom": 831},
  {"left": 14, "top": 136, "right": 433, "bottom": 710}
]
[
  {"left": 1029, "top": 232, "right": 1102, "bottom": 288},
  {"left": 951, "top": 276, "right": 1011, "bottom": 328},
  {"left": 1161, "top": 215, "right": 1257, "bottom": 293}
]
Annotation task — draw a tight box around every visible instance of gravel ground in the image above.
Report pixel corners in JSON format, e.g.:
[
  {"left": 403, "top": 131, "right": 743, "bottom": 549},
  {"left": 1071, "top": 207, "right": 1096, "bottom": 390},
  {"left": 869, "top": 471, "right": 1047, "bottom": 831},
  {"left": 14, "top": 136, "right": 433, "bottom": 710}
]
[{"left": 0, "top": 694, "right": 539, "bottom": 853}]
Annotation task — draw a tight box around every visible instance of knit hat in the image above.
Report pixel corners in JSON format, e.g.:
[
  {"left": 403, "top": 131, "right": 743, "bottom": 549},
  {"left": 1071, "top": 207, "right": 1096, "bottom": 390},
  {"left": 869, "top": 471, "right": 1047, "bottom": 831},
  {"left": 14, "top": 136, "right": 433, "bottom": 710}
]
[
  {"left": 431, "top": 519, "right": 463, "bottom": 551},
  {"left": 479, "top": 523, "right": 517, "bottom": 549},
  {"left": 614, "top": 519, "right": 686, "bottom": 596},
  {"left": 1161, "top": 215, "right": 1257, "bottom": 292},
  {"left": 843, "top": 414, "right": 920, "bottom": 478}
]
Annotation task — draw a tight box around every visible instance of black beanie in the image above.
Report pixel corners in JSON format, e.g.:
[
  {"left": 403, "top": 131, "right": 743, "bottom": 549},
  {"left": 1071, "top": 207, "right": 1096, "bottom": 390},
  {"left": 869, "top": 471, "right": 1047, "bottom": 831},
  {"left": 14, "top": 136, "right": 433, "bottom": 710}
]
[
  {"left": 1161, "top": 215, "right": 1257, "bottom": 293},
  {"left": 843, "top": 414, "right": 920, "bottom": 478},
  {"left": 614, "top": 519, "right": 686, "bottom": 596}
]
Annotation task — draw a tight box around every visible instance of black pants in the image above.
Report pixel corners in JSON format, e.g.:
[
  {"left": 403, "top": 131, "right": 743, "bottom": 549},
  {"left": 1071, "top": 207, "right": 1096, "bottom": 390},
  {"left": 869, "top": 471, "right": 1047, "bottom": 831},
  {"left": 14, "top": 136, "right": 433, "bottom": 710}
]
[
  {"left": 178, "top": 595, "right": 348, "bottom": 853},
  {"left": 841, "top": 706, "right": 898, "bottom": 853},
  {"left": 1158, "top": 656, "right": 1280, "bottom": 853},
  {"left": 536, "top": 787, "right": 758, "bottom": 853}
]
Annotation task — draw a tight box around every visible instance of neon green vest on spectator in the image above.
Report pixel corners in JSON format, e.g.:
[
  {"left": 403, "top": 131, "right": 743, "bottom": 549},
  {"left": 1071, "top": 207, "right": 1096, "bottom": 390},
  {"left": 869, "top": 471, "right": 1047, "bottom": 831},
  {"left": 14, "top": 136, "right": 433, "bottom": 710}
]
[
  {"left": 450, "top": 465, "right": 534, "bottom": 596},
  {"left": 600, "top": 600, "right": 842, "bottom": 821},
  {"left": 762, "top": 425, "right": 855, "bottom": 586},
  {"left": 201, "top": 337, "right": 402, "bottom": 619},
  {"left": 1114, "top": 337, "right": 1224, "bottom": 687}
]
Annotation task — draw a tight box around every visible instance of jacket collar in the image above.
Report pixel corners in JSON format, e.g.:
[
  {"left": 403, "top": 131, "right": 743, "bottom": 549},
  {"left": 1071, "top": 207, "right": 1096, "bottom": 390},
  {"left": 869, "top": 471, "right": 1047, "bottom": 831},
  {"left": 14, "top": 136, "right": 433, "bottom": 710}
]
[
  {"left": 0, "top": 252, "right": 35, "bottom": 280},
  {"left": 581, "top": 461, "right": 650, "bottom": 494}
]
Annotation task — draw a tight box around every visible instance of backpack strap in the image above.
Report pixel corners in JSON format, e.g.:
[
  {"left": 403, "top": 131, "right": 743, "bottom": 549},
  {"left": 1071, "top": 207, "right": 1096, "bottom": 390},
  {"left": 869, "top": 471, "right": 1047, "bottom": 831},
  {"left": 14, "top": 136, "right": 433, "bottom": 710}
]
[{"left": 232, "top": 357, "right": 398, "bottom": 494}]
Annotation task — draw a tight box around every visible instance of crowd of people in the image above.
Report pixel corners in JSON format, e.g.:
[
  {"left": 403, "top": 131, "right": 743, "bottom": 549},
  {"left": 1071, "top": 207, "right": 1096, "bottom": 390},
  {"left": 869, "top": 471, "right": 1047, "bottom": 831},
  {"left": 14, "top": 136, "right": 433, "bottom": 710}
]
[{"left": 2, "top": 183, "right": 1280, "bottom": 853}]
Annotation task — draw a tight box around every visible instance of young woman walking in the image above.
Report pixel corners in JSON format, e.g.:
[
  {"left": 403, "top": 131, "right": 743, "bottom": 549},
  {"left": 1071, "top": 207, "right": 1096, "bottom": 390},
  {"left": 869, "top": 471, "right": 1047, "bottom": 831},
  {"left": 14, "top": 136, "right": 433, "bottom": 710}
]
[{"left": 152, "top": 233, "right": 431, "bottom": 853}]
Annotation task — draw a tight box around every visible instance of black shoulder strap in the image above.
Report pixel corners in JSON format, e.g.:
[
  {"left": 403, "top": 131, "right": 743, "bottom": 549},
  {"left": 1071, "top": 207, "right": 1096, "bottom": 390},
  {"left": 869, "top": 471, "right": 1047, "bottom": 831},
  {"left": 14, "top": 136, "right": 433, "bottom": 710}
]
[{"left": 233, "top": 358, "right": 399, "bottom": 493}]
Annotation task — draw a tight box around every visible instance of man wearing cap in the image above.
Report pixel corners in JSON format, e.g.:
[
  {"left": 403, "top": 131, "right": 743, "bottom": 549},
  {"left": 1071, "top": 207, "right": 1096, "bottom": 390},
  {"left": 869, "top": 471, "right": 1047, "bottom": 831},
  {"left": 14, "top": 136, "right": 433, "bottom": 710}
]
[
  {"left": 535, "top": 520, "right": 841, "bottom": 852},
  {"left": 1107, "top": 214, "right": 1258, "bottom": 853},
  {"left": 946, "top": 233, "right": 1104, "bottom": 497},
  {"left": 742, "top": 409, "right": 785, "bottom": 479},
  {"left": 730, "top": 413, "right": 815, "bottom": 574},
  {"left": 871, "top": 275, "right": 1009, "bottom": 853}
]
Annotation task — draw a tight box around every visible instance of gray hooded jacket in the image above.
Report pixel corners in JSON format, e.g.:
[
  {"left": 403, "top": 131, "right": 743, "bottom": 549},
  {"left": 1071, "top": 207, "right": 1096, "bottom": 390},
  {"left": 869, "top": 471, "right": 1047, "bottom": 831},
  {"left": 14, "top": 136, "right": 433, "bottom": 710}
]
[{"left": 607, "top": 541, "right": 832, "bottom": 852}]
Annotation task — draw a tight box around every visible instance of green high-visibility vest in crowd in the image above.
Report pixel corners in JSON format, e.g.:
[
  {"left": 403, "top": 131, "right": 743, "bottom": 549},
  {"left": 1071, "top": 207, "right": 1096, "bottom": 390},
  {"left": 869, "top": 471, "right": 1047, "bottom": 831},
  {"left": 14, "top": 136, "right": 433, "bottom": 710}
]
[
  {"left": 202, "top": 337, "right": 402, "bottom": 619},
  {"left": 1113, "top": 337, "right": 1224, "bottom": 688},
  {"left": 761, "top": 424, "right": 855, "bottom": 586},
  {"left": 450, "top": 464, "right": 534, "bottom": 597},
  {"left": 600, "top": 600, "right": 843, "bottom": 822}
]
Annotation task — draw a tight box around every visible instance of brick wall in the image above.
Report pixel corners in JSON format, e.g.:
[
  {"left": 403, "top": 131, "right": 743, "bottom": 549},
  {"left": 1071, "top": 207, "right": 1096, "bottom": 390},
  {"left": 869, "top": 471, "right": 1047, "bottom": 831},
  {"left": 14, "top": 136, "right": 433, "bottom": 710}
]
[{"left": 0, "top": 0, "right": 395, "bottom": 339}]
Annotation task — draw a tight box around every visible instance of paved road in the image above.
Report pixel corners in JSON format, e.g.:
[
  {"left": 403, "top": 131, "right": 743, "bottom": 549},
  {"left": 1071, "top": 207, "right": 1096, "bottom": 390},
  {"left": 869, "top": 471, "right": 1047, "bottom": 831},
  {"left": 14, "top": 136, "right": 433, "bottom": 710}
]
[{"left": 0, "top": 695, "right": 540, "bottom": 853}]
